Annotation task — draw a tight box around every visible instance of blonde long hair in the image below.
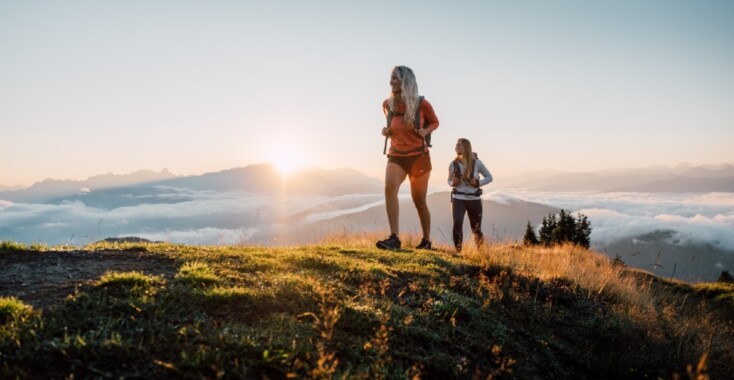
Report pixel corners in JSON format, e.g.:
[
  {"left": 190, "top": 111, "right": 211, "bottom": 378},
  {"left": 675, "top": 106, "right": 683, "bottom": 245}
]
[
  {"left": 456, "top": 138, "right": 476, "bottom": 181},
  {"left": 387, "top": 66, "right": 420, "bottom": 126}
]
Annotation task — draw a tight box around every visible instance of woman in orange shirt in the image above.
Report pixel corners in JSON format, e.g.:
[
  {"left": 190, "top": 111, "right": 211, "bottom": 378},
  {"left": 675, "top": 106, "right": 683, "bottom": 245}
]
[{"left": 376, "top": 66, "right": 439, "bottom": 250}]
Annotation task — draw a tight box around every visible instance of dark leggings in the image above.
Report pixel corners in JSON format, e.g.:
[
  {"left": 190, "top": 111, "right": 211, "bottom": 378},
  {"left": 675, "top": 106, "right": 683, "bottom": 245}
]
[{"left": 452, "top": 198, "right": 484, "bottom": 251}]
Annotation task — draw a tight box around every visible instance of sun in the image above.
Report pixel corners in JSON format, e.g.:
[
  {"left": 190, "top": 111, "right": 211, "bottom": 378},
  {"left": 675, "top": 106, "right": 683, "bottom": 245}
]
[
  {"left": 272, "top": 158, "right": 299, "bottom": 176},
  {"left": 269, "top": 149, "right": 309, "bottom": 176}
]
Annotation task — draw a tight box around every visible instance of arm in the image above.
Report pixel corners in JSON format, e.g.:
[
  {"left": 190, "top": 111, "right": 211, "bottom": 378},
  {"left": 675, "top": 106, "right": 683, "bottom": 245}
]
[
  {"left": 419, "top": 98, "right": 439, "bottom": 137},
  {"left": 381, "top": 100, "right": 391, "bottom": 137},
  {"left": 477, "top": 160, "right": 493, "bottom": 187}
]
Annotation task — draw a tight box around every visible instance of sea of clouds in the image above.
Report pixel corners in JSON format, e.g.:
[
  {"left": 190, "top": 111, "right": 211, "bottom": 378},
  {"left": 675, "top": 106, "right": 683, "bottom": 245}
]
[
  {"left": 491, "top": 190, "right": 734, "bottom": 251},
  {"left": 1, "top": 188, "right": 733, "bottom": 251},
  {"left": 0, "top": 187, "right": 383, "bottom": 246}
]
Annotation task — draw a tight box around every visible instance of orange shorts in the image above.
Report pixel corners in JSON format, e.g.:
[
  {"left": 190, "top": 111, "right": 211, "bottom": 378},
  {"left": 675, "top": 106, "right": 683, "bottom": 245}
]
[{"left": 388, "top": 153, "right": 432, "bottom": 177}]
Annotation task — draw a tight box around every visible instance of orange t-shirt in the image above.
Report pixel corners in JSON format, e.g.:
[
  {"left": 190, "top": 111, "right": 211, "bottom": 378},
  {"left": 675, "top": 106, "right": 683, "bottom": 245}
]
[{"left": 383, "top": 97, "right": 439, "bottom": 157}]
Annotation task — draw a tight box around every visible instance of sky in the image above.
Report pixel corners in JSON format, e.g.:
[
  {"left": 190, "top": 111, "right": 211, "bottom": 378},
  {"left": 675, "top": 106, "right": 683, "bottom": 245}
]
[{"left": 2, "top": 0, "right": 733, "bottom": 187}]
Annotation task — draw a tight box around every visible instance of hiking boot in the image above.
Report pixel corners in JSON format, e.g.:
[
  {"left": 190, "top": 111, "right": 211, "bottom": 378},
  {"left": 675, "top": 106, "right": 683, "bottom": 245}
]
[
  {"left": 455, "top": 243, "right": 462, "bottom": 253},
  {"left": 416, "top": 238, "right": 432, "bottom": 250},
  {"left": 376, "top": 234, "right": 401, "bottom": 250}
]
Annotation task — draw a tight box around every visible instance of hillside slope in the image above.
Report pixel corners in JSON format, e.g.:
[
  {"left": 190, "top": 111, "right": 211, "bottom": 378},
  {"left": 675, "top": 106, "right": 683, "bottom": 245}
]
[
  {"left": 257, "top": 191, "right": 559, "bottom": 245},
  {"left": 1, "top": 239, "right": 732, "bottom": 379}
]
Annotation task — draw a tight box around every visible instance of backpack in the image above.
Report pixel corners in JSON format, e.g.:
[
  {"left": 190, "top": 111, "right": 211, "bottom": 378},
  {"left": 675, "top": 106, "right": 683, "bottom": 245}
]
[
  {"left": 451, "top": 158, "right": 482, "bottom": 197},
  {"left": 385, "top": 96, "right": 432, "bottom": 151}
]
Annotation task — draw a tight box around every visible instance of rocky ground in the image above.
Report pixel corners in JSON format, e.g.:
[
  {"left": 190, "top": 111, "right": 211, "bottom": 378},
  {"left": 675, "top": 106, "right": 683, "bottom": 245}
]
[{"left": 0, "top": 250, "right": 178, "bottom": 309}]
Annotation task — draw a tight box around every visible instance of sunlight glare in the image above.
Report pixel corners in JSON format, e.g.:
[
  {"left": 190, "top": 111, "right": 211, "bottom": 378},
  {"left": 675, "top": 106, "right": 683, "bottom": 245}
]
[{"left": 269, "top": 146, "right": 310, "bottom": 176}]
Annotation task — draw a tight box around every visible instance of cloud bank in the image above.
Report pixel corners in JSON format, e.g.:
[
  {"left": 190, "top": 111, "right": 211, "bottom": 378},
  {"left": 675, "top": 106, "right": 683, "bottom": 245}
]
[
  {"left": 0, "top": 187, "right": 380, "bottom": 245},
  {"left": 2, "top": 187, "right": 732, "bottom": 252},
  {"left": 491, "top": 190, "right": 734, "bottom": 251}
]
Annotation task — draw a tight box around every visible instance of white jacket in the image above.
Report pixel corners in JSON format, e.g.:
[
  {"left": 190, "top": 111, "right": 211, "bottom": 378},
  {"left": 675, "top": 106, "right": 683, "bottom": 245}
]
[{"left": 447, "top": 157, "right": 493, "bottom": 200}]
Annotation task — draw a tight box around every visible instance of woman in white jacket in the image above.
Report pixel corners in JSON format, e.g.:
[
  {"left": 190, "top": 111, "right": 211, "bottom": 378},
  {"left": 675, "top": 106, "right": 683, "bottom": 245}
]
[{"left": 448, "top": 138, "right": 493, "bottom": 252}]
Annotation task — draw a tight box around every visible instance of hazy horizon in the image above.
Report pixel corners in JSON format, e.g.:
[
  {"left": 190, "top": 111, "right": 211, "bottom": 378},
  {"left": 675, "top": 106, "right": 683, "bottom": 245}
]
[
  {"left": 2, "top": 183, "right": 733, "bottom": 281},
  {"left": 2, "top": 1, "right": 733, "bottom": 187},
  {"left": 2, "top": 158, "right": 733, "bottom": 282},
  {"left": 2, "top": 160, "right": 733, "bottom": 189}
]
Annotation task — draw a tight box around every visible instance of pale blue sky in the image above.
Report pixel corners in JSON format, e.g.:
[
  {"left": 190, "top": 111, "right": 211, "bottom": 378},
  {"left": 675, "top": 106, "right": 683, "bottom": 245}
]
[{"left": 2, "top": 0, "right": 733, "bottom": 187}]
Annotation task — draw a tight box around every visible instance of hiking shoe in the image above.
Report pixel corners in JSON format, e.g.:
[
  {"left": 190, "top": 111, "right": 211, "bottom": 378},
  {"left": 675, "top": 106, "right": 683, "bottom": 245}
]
[
  {"left": 416, "top": 238, "right": 432, "bottom": 250},
  {"left": 376, "top": 234, "right": 401, "bottom": 250}
]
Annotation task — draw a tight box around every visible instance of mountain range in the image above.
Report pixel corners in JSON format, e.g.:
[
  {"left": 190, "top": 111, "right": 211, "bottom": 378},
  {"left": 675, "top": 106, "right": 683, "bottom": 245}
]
[
  {"left": 497, "top": 163, "right": 734, "bottom": 192},
  {"left": 3, "top": 163, "right": 733, "bottom": 204},
  {"left": 0, "top": 164, "right": 384, "bottom": 204},
  {"left": 0, "top": 169, "right": 177, "bottom": 203},
  {"left": 2, "top": 163, "right": 733, "bottom": 282}
]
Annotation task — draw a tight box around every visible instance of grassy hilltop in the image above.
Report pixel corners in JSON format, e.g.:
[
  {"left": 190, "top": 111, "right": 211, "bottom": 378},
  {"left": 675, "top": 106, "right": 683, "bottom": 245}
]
[{"left": 1, "top": 237, "right": 733, "bottom": 379}]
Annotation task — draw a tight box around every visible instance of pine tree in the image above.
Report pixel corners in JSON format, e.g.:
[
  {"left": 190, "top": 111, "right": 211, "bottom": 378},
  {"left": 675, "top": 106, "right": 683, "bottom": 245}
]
[
  {"left": 539, "top": 214, "right": 555, "bottom": 246},
  {"left": 533, "top": 211, "right": 592, "bottom": 248},
  {"left": 523, "top": 221, "right": 539, "bottom": 246},
  {"left": 574, "top": 213, "right": 592, "bottom": 249},
  {"left": 552, "top": 209, "right": 576, "bottom": 245}
]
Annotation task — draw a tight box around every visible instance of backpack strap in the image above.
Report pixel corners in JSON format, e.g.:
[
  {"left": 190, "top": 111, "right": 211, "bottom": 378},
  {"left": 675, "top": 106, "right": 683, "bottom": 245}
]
[
  {"left": 385, "top": 96, "right": 431, "bottom": 153},
  {"left": 415, "top": 96, "right": 431, "bottom": 148},
  {"left": 454, "top": 158, "right": 477, "bottom": 179},
  {"left": 454, "top": 158, "right": 480, "bottom": 181},
  {"left": 452, "top": 158, "right": 483, "bottom": 197}
]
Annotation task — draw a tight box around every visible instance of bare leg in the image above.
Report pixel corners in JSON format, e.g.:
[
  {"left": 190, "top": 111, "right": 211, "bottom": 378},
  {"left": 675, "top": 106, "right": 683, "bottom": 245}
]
[
  {"left": 409, "top": 171, "right": 431, "bottom": 240},
  {"left": 385, "top": 163, "right": 408, "bottom": 235}
]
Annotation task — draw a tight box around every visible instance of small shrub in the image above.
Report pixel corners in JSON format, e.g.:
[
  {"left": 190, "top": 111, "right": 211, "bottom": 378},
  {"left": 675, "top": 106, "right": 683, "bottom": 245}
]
[
  {"left": 0, "top": 297, "right": 33, "bottom": 324},
  {"left": 29, "top": 243, "right": 48, "bottom": 251},
  {"left": 612, "top": 255, "right": 626, "bottom": 267},
  {"left": 96, "top": 271, "right": 164, "bottom": 299},
  {"left": 718, "top": 271, "right": 734, "bottom": 283},
  {"left": 174, "top": 262, "right": 220, "bottom": 287},
  {"left": 98, "top": 271, "right": 163, "bottom": 288},
  {"left": 0, "top": 241, "right": 27, "bottom": 251}
]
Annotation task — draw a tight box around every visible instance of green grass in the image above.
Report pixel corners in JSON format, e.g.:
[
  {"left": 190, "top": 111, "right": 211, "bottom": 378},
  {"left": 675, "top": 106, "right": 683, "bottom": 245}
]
[
  {"left": 0, "top": 297, "right": 34, "bottom": 324},
  {"left": 690, "top": 282, "right": 734, "bottom": 305},
  {"left": 0, "top": 240, "right": 28, "bottom": 251},
  {"left": 174, "top": 261, "right": 221, "bottom": 287},
  {"left": 0, "top": 239, "right": 730, "bottom": 379}
]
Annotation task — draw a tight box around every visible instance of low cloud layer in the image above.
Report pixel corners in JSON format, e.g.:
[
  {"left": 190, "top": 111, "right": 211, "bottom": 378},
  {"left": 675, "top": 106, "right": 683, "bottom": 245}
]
[
  {"left": 491, "top": 190, "right": 734, "bottom": 251},
  {"left": 2, "top": 187, "right": 732, "bottom": 252},
  {"left": 0, "top": 187, "right": 379, "bottom": 245}
]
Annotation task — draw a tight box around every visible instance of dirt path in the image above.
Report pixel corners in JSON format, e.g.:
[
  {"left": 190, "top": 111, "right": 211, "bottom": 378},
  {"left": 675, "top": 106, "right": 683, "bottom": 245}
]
[{"left": 0, "top": 250, "right": 179, "bottom": 309}]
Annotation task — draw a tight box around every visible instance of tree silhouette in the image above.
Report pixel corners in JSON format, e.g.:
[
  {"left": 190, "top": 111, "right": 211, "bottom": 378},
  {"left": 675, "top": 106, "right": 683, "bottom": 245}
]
[
  {"left": 552, "top": 209, "right": 576, "bottom": 245},
  {"left": 523, "top": 221, "right": 539, "bottom": 246},
  {"left": 539, "top": 213, "right": 556, "bottom": 246},
  {"left": 574, "top": 214, "right": 592, "bottom": 249},
  {"left": 718, "top": 271, "right": 734, "bottom": 283},
  {"left": 536, "top": 210, "right": 592, "bottom": 248}
]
